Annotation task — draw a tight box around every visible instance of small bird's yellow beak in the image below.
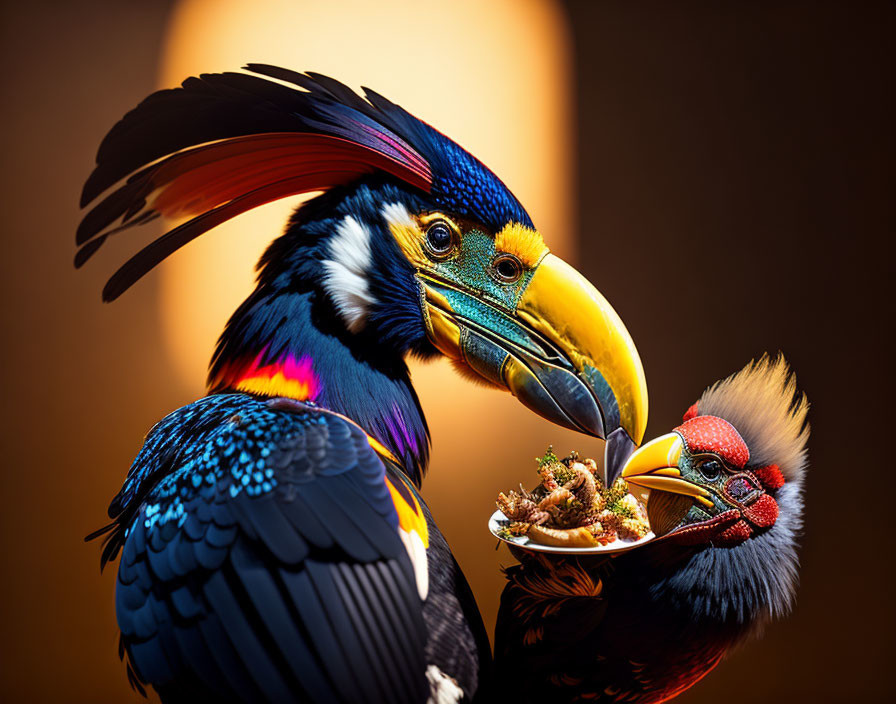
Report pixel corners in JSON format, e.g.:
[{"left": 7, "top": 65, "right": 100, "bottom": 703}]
[{"left": 622, "top": 433, "right": 709, "bottom": 499}]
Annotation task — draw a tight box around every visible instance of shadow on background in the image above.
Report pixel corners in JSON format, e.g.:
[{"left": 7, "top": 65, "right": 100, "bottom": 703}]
[{"left": 0, "top": 0, "right": 893, "bottom": 701}]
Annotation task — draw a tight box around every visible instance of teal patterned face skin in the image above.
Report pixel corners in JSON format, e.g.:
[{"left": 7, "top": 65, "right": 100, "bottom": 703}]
[
  {"left": 431, "top": 228, "right": 538, "bottom": 311},
  {"left": 382, "top": 204, "right": 647, "bottom": 450},
  {"left": 678, "top": 446, "right": 728, "bottom": 523}
]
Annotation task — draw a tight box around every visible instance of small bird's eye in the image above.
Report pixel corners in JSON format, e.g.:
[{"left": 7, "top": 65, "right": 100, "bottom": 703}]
[
  {"left": 697, "top": 458, "right": 722, "bottom": 482},
  {"left": 425, "top": 222, "right": 454, "bottom": 257},
  {"left": 491, "top": 254, "right": 523, "bottom": 283}
]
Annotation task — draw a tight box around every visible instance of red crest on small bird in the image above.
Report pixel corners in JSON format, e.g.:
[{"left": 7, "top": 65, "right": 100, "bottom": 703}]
[{"left": 674, "top": 415, "right": 750, "bottom": 469}]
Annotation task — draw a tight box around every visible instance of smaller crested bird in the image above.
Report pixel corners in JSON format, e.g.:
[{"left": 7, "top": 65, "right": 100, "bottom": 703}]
[{"left": 495, "top": 355, "right": 810, "bottom": 703}]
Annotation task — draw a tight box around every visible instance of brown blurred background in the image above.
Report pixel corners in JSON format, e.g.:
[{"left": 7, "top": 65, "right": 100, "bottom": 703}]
[{"left": 1, "top": 0, "right": 893, "bottom": 702}]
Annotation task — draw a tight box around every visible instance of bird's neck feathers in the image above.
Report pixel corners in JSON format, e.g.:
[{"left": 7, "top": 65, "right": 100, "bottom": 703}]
[
  {"left": 208, "top": 183, "right": 432, "bottom": 485},
  {"left": 643, "top": 478, "right": 804, "bottom": 636}
]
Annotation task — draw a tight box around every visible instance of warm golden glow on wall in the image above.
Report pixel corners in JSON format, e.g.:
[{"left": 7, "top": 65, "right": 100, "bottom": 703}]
[{"left": 158, "top": 0, "right": 580, "bottom": 639}]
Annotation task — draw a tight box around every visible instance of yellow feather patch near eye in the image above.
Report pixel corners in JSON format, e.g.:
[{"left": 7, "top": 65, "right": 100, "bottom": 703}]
[
  {"left": 382, "top": 202, "right": 429, "bottom": 269},
  {"left": 494, "top": 223, "right": 549, "bottom": 268}
]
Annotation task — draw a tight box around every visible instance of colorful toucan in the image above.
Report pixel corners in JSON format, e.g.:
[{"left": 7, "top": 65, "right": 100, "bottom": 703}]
[
  {"left": 79, "top": 66, "right": 648, "bottom": 703},
  {"left": 494, "top": 355, "right": 809, "bottom": 703}
]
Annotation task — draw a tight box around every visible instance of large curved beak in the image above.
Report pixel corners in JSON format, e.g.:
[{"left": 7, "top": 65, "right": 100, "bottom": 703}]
[
  {"left": 622, "top": 433, "right": 712, "bottom": 508},
  {"left": 419, "top": 253, "right": 648, "bottom": 474}
]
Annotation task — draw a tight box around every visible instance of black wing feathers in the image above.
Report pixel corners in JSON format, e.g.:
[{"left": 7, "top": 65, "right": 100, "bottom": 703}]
[{"left": 114, "top": 398, "right": 429, "bottom": 703}]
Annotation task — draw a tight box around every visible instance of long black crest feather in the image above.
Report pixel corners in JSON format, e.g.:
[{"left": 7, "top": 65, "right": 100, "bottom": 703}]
[
  {"left": 77, "top": 66, "right": 434, "bottom": 300},
  {"left": 77, "top": 64, "right": 533, "bottom": 300}
]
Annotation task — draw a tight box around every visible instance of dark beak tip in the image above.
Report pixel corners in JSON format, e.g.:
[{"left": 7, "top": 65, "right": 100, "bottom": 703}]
[{"left": 605, "top": 428, "right": 637, "bottom": 483}]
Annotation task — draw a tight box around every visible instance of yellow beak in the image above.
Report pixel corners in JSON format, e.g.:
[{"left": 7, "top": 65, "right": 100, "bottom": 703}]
[
  {"left": 621, "top": 433, "right": 710, "bottom": 500},
  {"left": 420, "top": 253, "right": 648, "bottom": 462},
  {"left": 514, "top": 254, "right": 648, "bottom": 446}
]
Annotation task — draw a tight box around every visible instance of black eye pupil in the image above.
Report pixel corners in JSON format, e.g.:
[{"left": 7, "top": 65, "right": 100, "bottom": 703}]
[
  {"left": 699, "top": 460, "right": 721, "bottom": 480},
  {"left": 492, "top": 255, "right": 522, "bottom": 282},
  {"left": 497, "top": 259, "right": 517, "bottom": 277},
  {"left": 427, "top": 224, "right": 452, "bottom": 253}
]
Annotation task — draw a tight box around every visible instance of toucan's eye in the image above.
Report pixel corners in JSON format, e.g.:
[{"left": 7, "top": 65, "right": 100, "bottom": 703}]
[
  {"left": 425, "top": 222, "right": 454, "bottom": 258},
  {"left": 491, "top": 253, "right": 523, "bottom": 283},
  {"left": 696, "top": 457, "right": 723, "bottom": 482}
]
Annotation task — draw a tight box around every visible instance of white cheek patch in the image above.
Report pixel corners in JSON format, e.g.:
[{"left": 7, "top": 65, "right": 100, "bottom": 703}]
[
  {"left": 426, "top": 664, "right": 464, "bottom": 704},
  {"left": 322, "top": 215, "right": 377, "bottom": 332},
  {"left": 381, "top": 201, "right": 416, "bottom": 228}
]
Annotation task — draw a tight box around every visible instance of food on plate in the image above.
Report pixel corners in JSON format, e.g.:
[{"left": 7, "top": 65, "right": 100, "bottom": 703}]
[{"left": 495, "top": 447, "right": 650, "bottom": 548}]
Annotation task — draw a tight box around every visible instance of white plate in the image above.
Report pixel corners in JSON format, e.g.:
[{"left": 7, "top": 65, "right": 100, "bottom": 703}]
[{"left": 488, "top": 510, "right": 656, "bottom": 555}]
